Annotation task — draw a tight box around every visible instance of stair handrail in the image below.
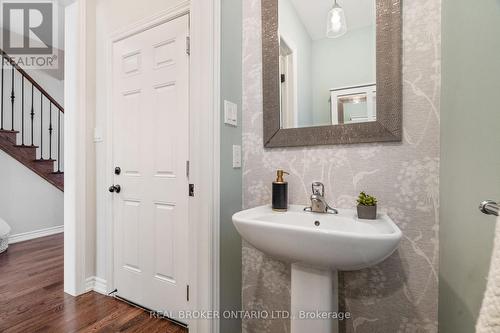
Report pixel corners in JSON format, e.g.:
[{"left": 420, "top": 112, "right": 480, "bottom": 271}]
[{"left": 0, "top": 49, "right": 64, "bottom": 113}]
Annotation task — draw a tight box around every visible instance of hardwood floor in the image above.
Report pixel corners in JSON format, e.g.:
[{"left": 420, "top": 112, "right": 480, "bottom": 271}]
[{"left": 0, "top": 233, "right": 188, "bottom": 332}]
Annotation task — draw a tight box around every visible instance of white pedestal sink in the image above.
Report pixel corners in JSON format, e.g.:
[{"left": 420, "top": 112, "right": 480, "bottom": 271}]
[{"left": 233, "top": 205, "right": 402, "bottom": 333}]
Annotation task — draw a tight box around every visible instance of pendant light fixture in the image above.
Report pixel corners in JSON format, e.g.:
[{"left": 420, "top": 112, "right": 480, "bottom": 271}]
[{"left": 326, "top": 0, "right": 347, "bottom": 38}]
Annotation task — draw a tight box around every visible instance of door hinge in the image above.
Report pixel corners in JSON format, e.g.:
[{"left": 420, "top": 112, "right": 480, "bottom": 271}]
[
  {"left": 186, "top": 36, "right": 191, "bottom": 55},
  {"left": 187, "top": 285, "right": 190, "bottom": 301},
  {"left": 189, "top": 184, "right": 195, "bottom": 197},
  {"left": 186, "top": 160, "right": 190, "bottom": 178}
]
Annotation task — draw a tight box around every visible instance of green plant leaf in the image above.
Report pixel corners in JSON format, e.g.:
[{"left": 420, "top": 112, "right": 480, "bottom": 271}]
[{"left": 357, "top": 191, "right": 377, "bottom": 206}]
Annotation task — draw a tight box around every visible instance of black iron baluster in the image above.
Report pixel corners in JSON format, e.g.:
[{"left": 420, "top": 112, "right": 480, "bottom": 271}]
[
  {"left": 10, "top": 65, "right": 14, "bottom": 131},
  {"left": 1, "top": 53, "right": 4, "bottom": 130},
  {"left": 30, "top": 85, "right": 34, "bottom": 146},
  {"left": 49, "top": 102, "right": 52, "bottom": 160},
  {"left": 57, "top": 110, "right": 61, "bottom": 172},
  {"left": 40, "top": 94, "right": 43, "bottom": 159},
  {"left": 21, "top": 76, "right": 24, "bottom": 145}
]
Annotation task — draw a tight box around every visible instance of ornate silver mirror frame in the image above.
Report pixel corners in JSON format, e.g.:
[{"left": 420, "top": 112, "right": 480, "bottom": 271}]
[{"left": 262, "top": 0, "right": 402, "bottom": 148}]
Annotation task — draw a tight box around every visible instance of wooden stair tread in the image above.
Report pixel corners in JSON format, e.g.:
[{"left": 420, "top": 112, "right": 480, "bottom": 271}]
[
  {"left": 14, "top": 145, "right": 39, "bottom": 148},
  {"left": 0, "top": 130, "right": 18, "bottom": 145},
  {"left": 34, "top": 159, "right": 56, "bottom": 162}
]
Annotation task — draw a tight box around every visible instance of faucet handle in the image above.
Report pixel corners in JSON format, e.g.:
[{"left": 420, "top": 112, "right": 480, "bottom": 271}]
[{"left": 312, "top": 182, "right": 325, "bottom": 196}]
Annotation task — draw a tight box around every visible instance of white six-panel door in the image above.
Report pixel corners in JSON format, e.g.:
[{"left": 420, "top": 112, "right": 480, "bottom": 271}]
[{"left": 112, "top": 14, "right": 190, "bottom": 317}]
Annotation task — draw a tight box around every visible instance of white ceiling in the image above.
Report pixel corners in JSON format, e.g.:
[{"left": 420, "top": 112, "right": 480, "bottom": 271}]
[{"left": 288, "top": 0, "right": 376, "bottom": 40}]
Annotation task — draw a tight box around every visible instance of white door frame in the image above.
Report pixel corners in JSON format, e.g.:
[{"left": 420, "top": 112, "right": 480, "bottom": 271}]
[
  {"left": 65, "top": 1, "right": 221, "bottom": 332},
  {"left": 278, "top": 33, "right": 298, "bottom": 128},
  {"left": 64, "top": 0, "right": 88, "bottom": 297}
]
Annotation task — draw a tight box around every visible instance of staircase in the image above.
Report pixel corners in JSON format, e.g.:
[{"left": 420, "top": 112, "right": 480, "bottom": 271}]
[{"left": 0, "top": 50, "right": 64, "bottom": 191}]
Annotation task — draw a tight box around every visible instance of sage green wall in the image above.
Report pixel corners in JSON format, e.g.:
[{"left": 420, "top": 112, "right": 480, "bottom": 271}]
[
  {"left": 220, "top": 0, "right": 243, "bottom": 332},
  {"left": 439, "top": 0, "right": 500, "bottom": 332}
]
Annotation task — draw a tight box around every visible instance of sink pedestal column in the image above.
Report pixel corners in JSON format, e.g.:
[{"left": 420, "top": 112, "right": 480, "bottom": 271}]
[{"left": 291, "top": 264, "right": 338, "bottom": 333}]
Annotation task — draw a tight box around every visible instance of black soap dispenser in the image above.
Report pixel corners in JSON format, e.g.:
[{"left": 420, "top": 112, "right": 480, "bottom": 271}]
[{"left": 272, "top": 170, "right": 289, "bottom": 211}]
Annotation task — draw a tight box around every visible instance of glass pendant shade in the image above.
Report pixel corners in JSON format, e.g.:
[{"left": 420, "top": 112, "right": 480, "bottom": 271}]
[{"left": 326, "top": 1, "right": 347, "bottom": 38}]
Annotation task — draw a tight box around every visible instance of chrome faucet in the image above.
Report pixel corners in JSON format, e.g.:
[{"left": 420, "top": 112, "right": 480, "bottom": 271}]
[{"left": 304, "top": 182, "right": 338, "bottom": 214}]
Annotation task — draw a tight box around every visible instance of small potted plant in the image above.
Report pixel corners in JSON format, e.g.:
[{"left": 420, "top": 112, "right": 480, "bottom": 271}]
[{"left": 357, "top": 192, "right": 378, "bottom": 220}]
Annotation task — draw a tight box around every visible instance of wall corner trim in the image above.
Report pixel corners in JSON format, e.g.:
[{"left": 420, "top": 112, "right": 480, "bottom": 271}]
[{"left": 85, "top": 276, "right": 108, "bottom": 295}]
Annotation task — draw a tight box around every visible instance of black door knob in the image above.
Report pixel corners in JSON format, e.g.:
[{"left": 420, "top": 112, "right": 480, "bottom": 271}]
[{"left": 109, "top": 185, "right": 121, "bottom": 193}]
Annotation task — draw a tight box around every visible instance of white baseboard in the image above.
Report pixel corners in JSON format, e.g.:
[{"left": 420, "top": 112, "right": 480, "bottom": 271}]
[
  {"left": 85, "top": 276, "right": 108, "bottom": 295},
  {"left": 9, "top": 225, "right": 64, "bottom": 244}
]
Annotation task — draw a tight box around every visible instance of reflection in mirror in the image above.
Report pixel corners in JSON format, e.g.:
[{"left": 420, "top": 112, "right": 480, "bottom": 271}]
[{"left": 278, "top": 0, "right": 376, "bottom": 129}]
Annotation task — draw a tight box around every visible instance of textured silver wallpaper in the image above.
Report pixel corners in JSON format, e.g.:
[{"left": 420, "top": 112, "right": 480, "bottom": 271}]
[{"left": 241, "top": 0, "right": 441, "bottom": 332}]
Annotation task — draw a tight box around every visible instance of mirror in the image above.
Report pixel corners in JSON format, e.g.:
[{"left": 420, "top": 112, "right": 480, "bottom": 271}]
[
  {"left": 279, "top": 0, "right": 376, "bottom": 128},
  {"left": 263, "top": 0, "right": 402, "bottom": 147}
]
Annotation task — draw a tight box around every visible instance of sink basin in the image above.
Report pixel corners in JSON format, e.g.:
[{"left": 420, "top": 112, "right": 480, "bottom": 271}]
[
  {"left": 233, "top": 204, "right": 402, "bottom": 271},
  {"left": 233, "top": 205, "right": 402, "bottom": 333}
]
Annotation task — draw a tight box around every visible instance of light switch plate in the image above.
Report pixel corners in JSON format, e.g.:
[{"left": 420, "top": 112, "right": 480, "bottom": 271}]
[
  {"left": 224, "top": 100, "right": 238, "bottom": 127},
  {"left": 232, "top": 145, "right": 242, "bottom": 168},
  {"left": 93, "top": 128, "right": 103, "bottom": 143}
]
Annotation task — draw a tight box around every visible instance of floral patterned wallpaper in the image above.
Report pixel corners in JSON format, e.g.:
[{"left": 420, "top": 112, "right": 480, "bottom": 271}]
[{"left": 241, "top": 0, "right": 441, "bottom": 332}]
